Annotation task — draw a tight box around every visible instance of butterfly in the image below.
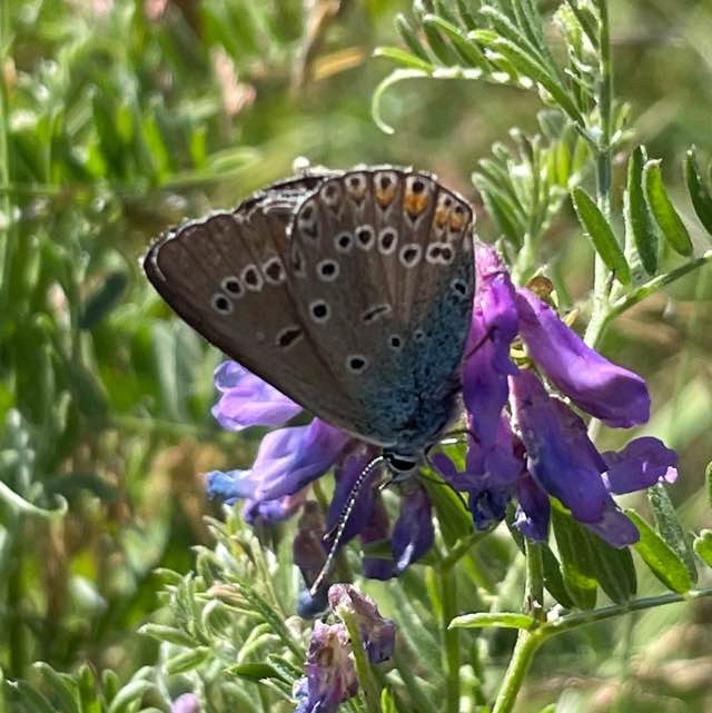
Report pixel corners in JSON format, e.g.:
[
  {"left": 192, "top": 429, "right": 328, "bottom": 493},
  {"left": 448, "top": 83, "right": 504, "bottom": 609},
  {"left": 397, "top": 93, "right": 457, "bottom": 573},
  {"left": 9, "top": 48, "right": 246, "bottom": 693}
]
[{"left": 144, "top": 166, "right": 475, "bottom": 474}]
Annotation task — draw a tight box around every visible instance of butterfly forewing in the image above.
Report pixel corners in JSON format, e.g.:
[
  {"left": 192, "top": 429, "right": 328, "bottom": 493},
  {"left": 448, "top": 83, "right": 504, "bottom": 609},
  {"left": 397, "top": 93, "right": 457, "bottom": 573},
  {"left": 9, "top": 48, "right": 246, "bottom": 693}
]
[{"left": 144, "top": 175, "right": 376, "bottom": 438}]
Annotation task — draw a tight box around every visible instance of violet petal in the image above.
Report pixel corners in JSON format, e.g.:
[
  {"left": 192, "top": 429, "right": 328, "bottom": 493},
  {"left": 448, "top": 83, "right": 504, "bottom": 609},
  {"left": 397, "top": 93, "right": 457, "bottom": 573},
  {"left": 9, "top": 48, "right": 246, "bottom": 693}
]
[
  {"left": 515, "top": 289, "right": 650, "bottom": 427},
  {"left": 602, "top": 436, "right": 679, "bottom": 494}
]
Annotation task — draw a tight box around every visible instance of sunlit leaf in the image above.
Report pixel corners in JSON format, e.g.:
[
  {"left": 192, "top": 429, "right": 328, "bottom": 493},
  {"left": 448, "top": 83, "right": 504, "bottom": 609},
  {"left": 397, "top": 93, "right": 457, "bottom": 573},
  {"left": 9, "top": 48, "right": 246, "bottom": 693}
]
[
  {"left": 643, "top": 159, "right": 694, "bottom": 257},
  {"left": 572, "top": 187, "right": 631, "bottom": 284}
]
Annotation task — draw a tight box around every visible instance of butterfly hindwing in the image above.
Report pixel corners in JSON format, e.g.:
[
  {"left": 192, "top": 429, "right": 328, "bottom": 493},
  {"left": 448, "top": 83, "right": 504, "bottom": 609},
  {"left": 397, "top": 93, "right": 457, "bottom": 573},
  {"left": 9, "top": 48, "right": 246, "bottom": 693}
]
[
  {"left": 288, "top": 168, "right": 475, "bottom": 448},
  {"left": 145, "top": 167, "right": 476, "bottom": 451}
]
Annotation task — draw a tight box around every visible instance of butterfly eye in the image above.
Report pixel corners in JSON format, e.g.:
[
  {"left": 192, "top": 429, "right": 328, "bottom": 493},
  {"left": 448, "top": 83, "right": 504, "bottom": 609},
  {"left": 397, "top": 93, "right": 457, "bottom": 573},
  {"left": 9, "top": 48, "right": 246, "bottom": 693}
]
[
  {"left": 378, "top": 227, "right": 398, "bottom": 255},
  {"left": 317, "top": 259, "right": 340, "bottom": 282},
  {"left": 399, "top": 243, "right": 422, "bottom": 268},
  {"left": 221, "top": 276, "right": 243, "bottom": 296},
  {"left": 334, "top": 231, "right": 353, "bottom": 253},
  {"left": 211, "top": 293, "right": 233, "bottom": 314},
  {"left": 309, "top": 300, "right": 330, "bottom": 323},
  {"left": 346, "top": 355, "right": 369, "bottom": 373}
]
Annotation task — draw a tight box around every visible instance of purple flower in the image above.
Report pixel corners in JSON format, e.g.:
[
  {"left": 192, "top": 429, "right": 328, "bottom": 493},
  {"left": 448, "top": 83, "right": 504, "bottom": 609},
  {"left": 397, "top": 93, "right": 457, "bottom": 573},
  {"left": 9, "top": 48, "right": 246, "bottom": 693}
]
[
  {"left": 212, "top": 360, "right": 301, "bottom": 431},
  {"left": 293, "top": 621, "right": 358, "bottom": 713},
  {"left": 515, "top": 289, "right": 650, "bottom": 427},
  {"left": 171, "top": 693, "right": 200, "bottom": 713},
  {"left": 329, "top": 584, "right": 396, "bottom": 664},
  {"left": 444, "top": 244, "right": 678, "bottom": 547}
]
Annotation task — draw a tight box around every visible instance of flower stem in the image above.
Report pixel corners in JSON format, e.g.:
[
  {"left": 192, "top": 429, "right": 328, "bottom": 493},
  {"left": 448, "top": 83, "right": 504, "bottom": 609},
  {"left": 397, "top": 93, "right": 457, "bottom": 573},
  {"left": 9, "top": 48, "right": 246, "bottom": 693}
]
[
  {"left": 341, "top": 610, "right": 382, "bottom": 713},
  {"left": 491, "top": 629, "right": 544, "bottom": 713},
  {"left": 587, "top": 0, "right": 615, "bottom": 346},
  {"left": 441, "top": 566, "right": 460, "bottom": 713}
]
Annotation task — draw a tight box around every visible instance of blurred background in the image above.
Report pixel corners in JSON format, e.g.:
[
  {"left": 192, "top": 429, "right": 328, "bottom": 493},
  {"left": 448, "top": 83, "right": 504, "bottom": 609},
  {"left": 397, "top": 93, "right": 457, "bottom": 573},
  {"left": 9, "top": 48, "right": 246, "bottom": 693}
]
[{"left": 1, "top": 0, "right": 711, "bottom": 710}]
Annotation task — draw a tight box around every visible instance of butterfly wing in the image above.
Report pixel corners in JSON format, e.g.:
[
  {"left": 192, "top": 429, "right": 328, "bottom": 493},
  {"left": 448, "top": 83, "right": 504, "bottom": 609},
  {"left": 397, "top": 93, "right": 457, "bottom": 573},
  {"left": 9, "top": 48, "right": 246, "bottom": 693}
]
[
  {"left": 144, "top": 174, "right": 378, "bottom": 439},
  {"left": 288, "top": 168, "right": 475, "bottom": 448}
]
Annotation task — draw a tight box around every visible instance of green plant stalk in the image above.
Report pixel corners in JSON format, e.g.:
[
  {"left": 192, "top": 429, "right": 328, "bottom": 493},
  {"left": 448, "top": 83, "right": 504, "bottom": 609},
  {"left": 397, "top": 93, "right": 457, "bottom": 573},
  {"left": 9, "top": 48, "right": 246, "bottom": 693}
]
[
  {"left": 341, "top": 610, "right": 382, "bottom": 713},
  {"left": 524, "top": 539, "right": 544, "bottom": 608},
  {"left": 586, "top": 0, "right": 615, "bottom": 346},
  {"left": 490, "top": 587, "right": 712, "bottom": 713},
  {"left": 0, "top": 0, "right": 13, "bottom": 312},
  {"left": 440, "top": 566, "right": 460, "bottom": 713}
]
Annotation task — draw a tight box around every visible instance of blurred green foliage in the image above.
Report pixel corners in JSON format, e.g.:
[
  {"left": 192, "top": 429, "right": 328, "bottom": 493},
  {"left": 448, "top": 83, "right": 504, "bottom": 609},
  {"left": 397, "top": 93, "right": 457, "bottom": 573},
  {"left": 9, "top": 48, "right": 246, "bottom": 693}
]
[{"left": 1, "top": 1, "right": 712, "bottom": 712}]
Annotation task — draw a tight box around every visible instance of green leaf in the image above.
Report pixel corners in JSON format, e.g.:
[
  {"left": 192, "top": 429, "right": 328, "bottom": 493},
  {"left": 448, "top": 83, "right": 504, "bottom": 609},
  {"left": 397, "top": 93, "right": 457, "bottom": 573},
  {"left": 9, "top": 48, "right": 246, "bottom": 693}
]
[
  {"left": 485, "top": 37, "right": 584, "bottom": 126},
  {"left": 79, "top": 272, "right": 128, "bottom": 330},
  {"left": 693, "top": 529, "right": 712, "bottom": 567},
  {"left": 423, "top": 15, "right": 490, "bottom": 70},
  {"left": 448, "top": 612, "right": 535, "bottom": 630},
  {"left": 625, "top": 509, "right": 692, "bottom": 594},
  {"left": 706, "top": 460, "right": 712, "bottom": 510},
  {"left": 166, "top": 647, "right": 211, "bottom": 675},
  {"left": 373, "top": 46, "right": 433, "bottom": 72},
  {"left": 643, "top": 159, "right": 694, "bottom": 256},
  {"left": 648, "top": 483, "right": 697, "bottom": 584},
  {"left": 372, "top": 69, "right": 430, "bottom": 134},
  {"left": 107, "top": 681, "right": 155, "bottom": 713},
  {"left": 381, "top": 688, "right": 397, "bottom": 713},
  {"left": 421, "top": 461, "right": 473, "bottom": 548},
  {"left": 138, "top": 623, "right": 196, "bottom": 647},
  {"left": 230, "top": 663, "right": 288, "bottom": 683},
  {"left": 541, "top": 544, "right": 576, "bottom": 609},
  {"left": 395, "top": 13, "right": 431, "bottom": 62},
  {"left": 572, "top": 187, "right": 631, "bottom": 284},
  {"left": 625, "top": 146, "right": 658, "bottom": 274},
  {"left": 685, "top": 147, "right": 712, "bottom": 236},
  {"left": 552, "top": 507, "right": 637, "bottom": 606},
  {"left": 31, "top": 663, "right": 79, "bottom": 713}
]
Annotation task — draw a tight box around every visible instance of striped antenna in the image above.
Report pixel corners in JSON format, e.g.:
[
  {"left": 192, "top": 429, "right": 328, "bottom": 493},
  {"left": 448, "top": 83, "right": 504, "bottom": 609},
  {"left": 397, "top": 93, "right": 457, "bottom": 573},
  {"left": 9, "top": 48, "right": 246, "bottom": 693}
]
[{"left": 309, "top": 455, "right": 385, "bottom": 597}]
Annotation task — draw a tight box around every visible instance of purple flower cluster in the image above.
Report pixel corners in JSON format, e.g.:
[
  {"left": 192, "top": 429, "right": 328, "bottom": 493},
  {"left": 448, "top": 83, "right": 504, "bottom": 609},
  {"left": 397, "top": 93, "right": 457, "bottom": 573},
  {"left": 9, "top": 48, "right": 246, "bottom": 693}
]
[
  {"left": 206, "top": 243, "right": 678, "bottom": 584},
  {"left": 293, "top": 585, "right": 395, "bottom": 713},
  {"left": 434, "top": 245, "right": 677, "bottom": 545}
]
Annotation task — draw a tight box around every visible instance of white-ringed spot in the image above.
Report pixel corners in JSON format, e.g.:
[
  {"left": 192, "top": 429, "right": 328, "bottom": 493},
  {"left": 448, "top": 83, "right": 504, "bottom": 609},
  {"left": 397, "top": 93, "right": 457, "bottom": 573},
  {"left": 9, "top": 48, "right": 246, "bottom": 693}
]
[
  {"left": 241, "top": 264, "right": 263, "bottom": 291},
  {"left": 309, "top": 300, "right": 330, "bottom": 324},
  {"left": 388, "top": 334, "right": 403, "bottom": 351},
  {"left": 276, "top": 325, "right": 303, "bottom": 349},
  {"left": 221, "top": 276, "right": 243, "bottom": 297},
  {"left": 317, "top": 259, "right": 340, "bottom": 282},
  {"left": 355, "top": 225, "right": 375, "bottom": 250},
  {"left": 451, "top": 277, "right": 470, "bottom": 300},
  {"left": 399, "top": 243, "right": 422, "bottom": 268},
  {"left": 378, "top": 227, "right": 398, "bottom": 255},
  {"left": 211, "top": 293, "right": 233, "bottom": 315},
  {"left": 263, "top": 257, "right": 286, "bottom": 285},
  {"left": 346, "top": 354, "right": 369, "bottom": 374},
  {"left": 334, "top": 231, "right": 353, "bottom": 253}
]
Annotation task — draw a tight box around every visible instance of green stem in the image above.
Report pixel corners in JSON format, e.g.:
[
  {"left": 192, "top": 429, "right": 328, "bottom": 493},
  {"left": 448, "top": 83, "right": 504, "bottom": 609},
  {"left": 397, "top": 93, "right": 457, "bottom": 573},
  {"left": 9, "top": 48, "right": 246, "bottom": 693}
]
[
  {"left": 490, "top": 587, "right": 712, "bottom": 713},
  {"left": 524, "top": 540, "right": 544, "bottom": 609},
  {"left": 491, "top": 629, "right": 545, "bottom": 713},
  {"left": 441, "top": 567, "right": 460, "bottom": 713},
  {"left": 587, "top": 0, "right": 614, "bottom": 344},
  {"left": 341, "top": 610, "right": 382, "bottom": 713},
  {"left": 0, "top": 0, "right": 13, "bottom": 313}
]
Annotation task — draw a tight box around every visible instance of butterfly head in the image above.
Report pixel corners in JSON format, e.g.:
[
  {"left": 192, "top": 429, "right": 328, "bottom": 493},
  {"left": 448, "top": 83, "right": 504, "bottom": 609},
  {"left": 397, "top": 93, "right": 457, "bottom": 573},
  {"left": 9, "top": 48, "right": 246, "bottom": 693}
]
[{"left": 383, "top": 449, "right": 421, "bottom": 480}]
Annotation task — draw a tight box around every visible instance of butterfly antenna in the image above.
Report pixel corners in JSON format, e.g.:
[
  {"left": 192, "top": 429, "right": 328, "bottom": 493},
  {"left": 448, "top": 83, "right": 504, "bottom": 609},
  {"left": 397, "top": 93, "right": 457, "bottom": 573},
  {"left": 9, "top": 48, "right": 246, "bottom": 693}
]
[
  {"left": 423, "top": 453, "right": 470, "bottom": 512},
  {"left": 309, "top": 455, "right": 385, "bottom": 597}
]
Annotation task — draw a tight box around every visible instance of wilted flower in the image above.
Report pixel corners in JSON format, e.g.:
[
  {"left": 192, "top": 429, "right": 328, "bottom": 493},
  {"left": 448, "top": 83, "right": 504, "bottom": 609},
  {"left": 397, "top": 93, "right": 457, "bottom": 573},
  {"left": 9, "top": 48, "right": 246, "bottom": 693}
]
[
  {"left": 293, "top": 585, "right": 396, "bottom": 712},
  {"left": 435, "top": 244, "right": 678, "bottom": 546}
]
